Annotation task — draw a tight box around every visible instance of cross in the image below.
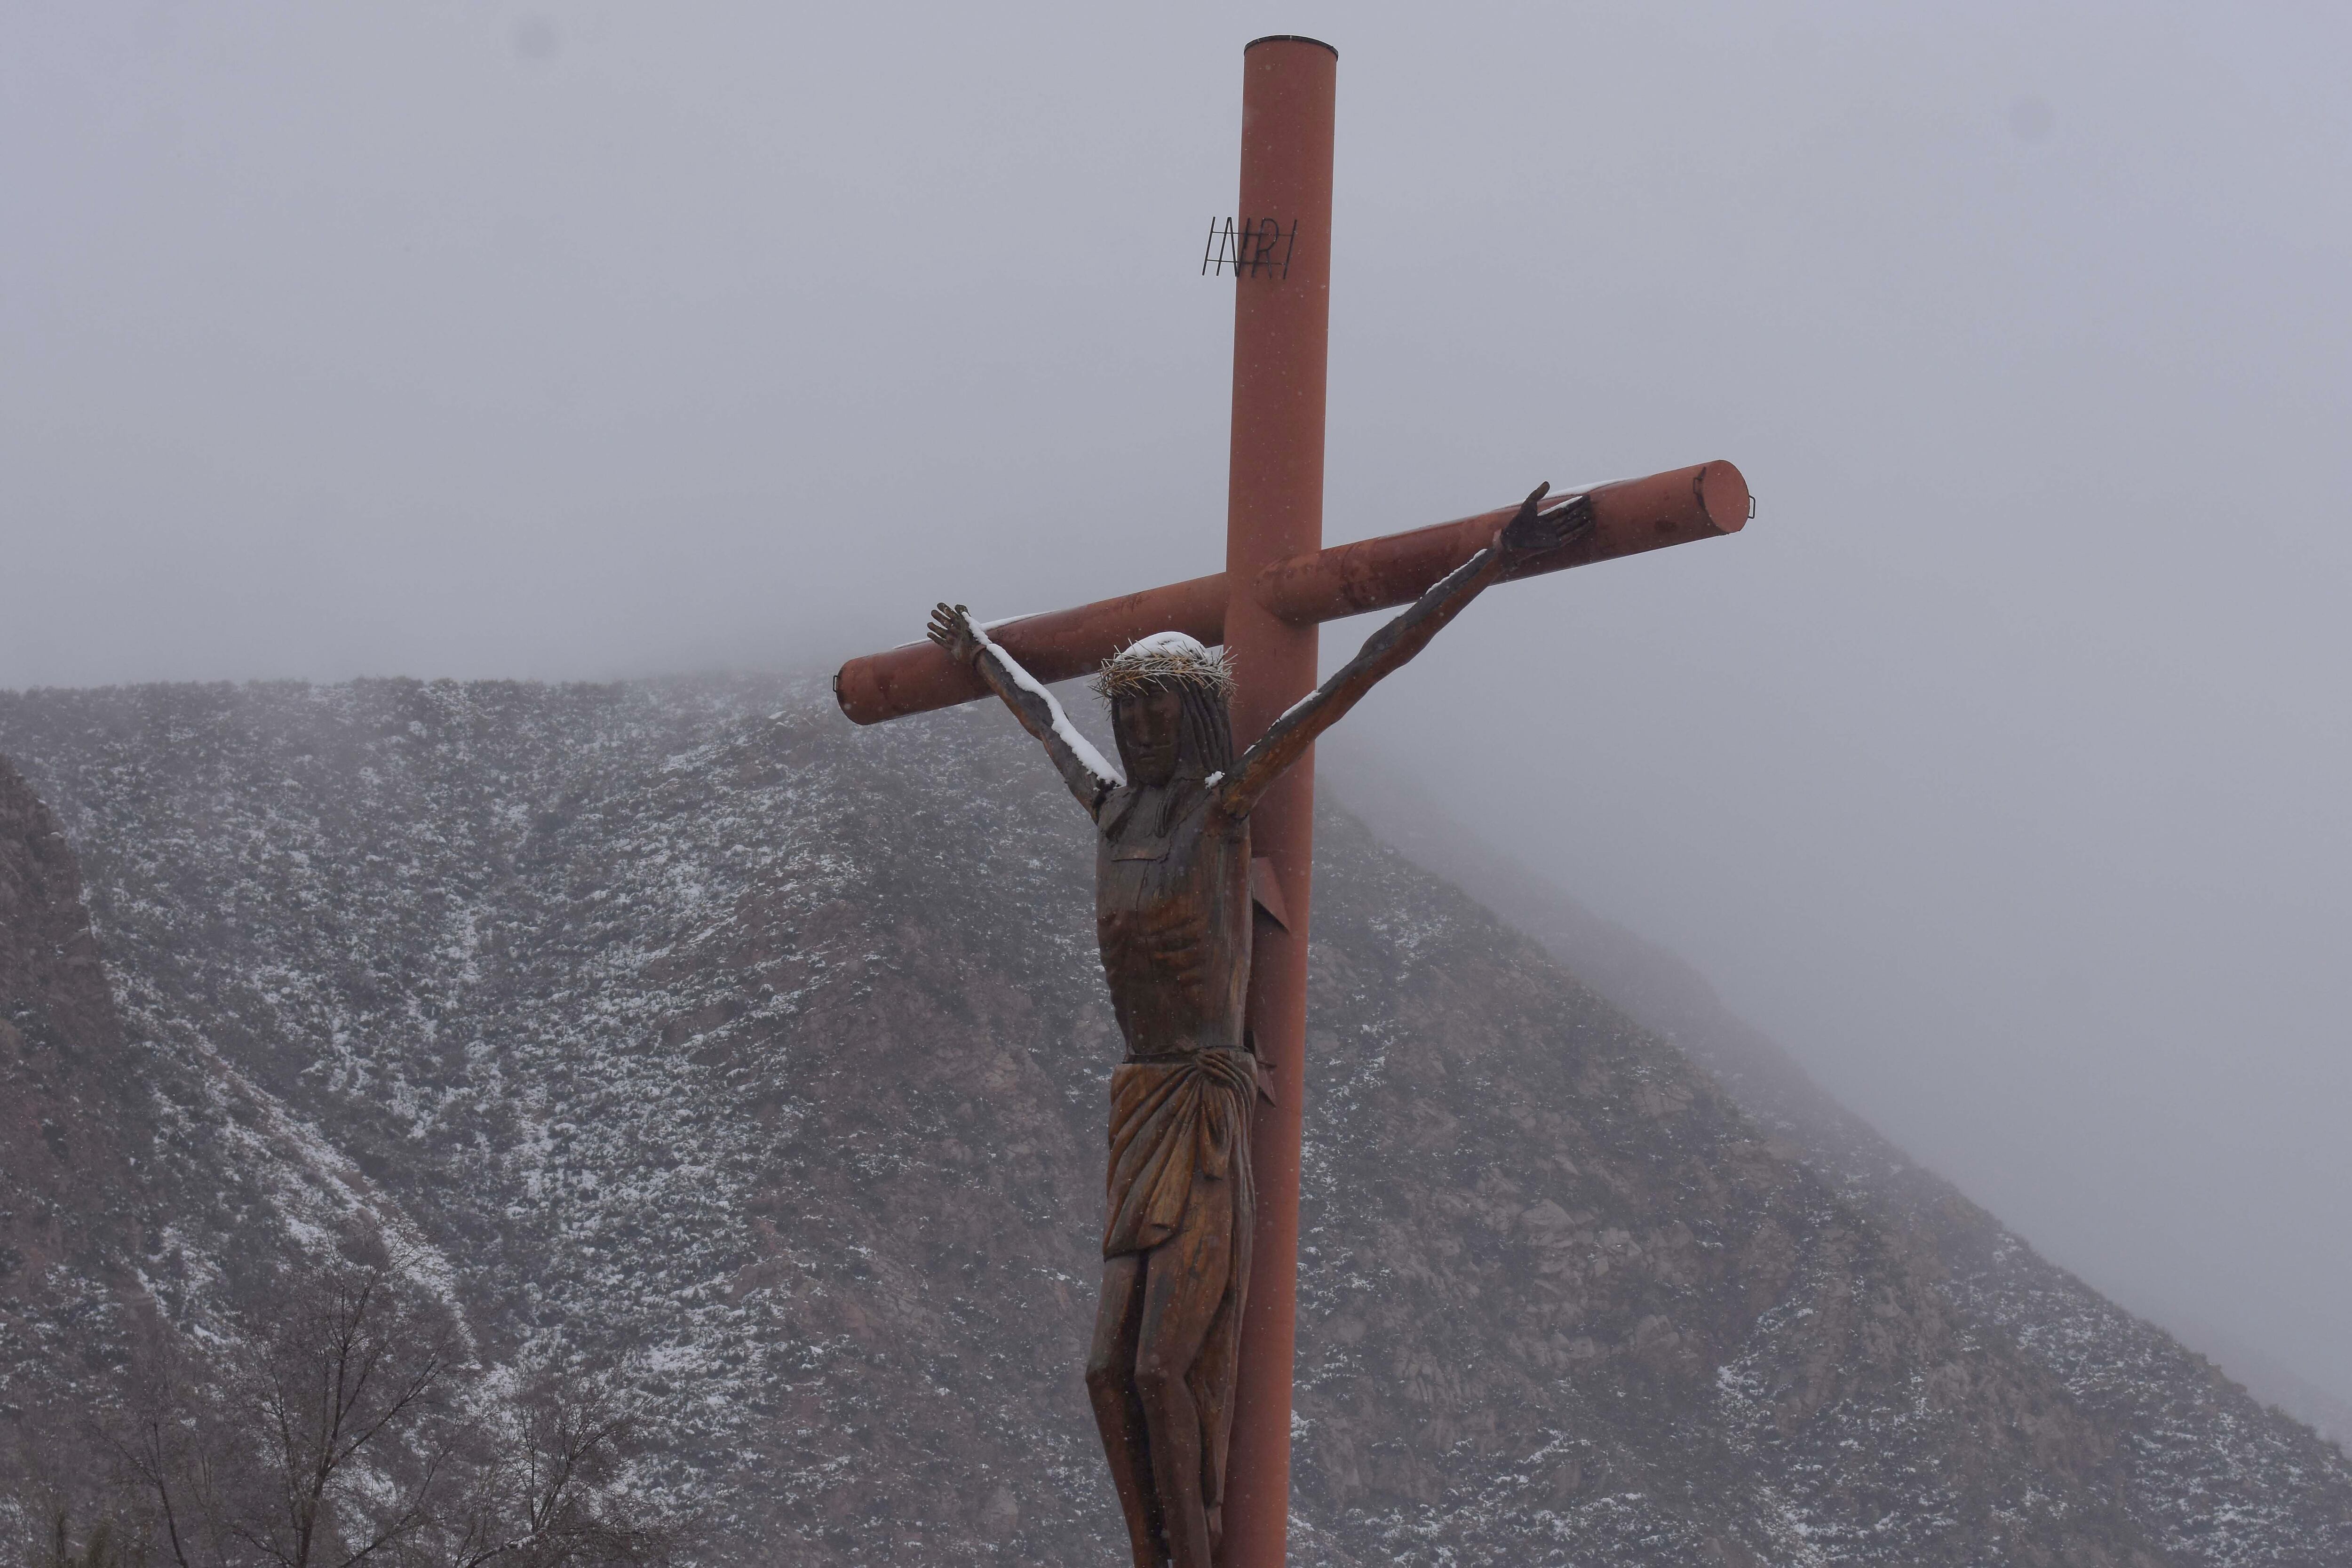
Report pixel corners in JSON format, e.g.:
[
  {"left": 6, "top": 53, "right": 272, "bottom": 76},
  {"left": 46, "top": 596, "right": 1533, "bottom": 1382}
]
[{"left": 833, "top": 37, "right": 1746, "bottom": 1568}]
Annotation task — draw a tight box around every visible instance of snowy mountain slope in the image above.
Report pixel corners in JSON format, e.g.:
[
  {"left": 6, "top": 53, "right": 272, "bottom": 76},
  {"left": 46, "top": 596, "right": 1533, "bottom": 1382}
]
[{"left": 0, "top": 676, "right": 2345, "bottom": 1564}]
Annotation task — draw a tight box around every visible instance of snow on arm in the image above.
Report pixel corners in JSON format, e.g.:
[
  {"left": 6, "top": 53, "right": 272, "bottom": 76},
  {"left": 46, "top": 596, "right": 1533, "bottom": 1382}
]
[{"left": 972, "top": 624, "right": 1124, "bottom": 785}]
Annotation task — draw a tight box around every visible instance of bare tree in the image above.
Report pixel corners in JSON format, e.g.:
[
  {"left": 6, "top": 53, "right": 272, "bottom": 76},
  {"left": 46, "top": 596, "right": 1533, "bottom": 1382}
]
[
  {"left": 115, "top": 1263, "right": 458, "bottom": 1568},
  {"left": 112, "top": 1338, "right": 214, "bottom": 1568},
  {"left": 225, "top": 1266, "right": 456, "bottom": 1568},
  {"left": 108, "top": 1264, "right": 674, "bottom": 1568}
]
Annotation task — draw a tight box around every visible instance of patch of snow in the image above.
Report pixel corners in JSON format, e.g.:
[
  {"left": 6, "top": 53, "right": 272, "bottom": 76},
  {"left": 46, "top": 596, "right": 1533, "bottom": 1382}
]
[{"left": 971, "top": 622, "right": 1123, "bottom": 785}]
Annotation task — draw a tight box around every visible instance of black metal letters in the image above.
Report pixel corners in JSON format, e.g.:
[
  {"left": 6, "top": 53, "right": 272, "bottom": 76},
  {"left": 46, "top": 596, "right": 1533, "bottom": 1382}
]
[{"left": 1201, "top": 216, "right": 1297, "bottom": 279}]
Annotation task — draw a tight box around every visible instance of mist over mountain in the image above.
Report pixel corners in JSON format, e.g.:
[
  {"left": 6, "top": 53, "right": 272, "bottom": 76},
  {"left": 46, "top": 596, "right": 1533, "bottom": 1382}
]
[
  {"left": 1325, "top": 745, "right": 2352, "bottom": 1453},
  {"left": 1, "top": 676, "right": 2346, "bottom": 1565}
]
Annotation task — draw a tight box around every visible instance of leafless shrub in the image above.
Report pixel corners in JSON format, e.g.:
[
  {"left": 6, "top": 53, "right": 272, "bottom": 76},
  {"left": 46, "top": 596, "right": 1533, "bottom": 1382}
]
[
  {"left": 418, "top": 1376, "right": 673, "bottom": 1568},
  {"left": 36, "top": 1508, "right": 143, "bottom": 1568}
]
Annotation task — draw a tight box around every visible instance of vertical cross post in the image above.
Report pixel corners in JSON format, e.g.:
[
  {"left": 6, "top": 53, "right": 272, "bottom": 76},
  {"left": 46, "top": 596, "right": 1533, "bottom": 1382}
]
[{"left": 1219, "top": 34, "right": 1335, "bottom": 1568}]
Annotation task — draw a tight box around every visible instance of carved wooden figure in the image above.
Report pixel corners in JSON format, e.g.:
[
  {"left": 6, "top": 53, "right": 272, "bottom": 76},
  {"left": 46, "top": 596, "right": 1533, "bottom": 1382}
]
[{"left": 924, "top": 481, "right": 1590, "bottom": 1568}]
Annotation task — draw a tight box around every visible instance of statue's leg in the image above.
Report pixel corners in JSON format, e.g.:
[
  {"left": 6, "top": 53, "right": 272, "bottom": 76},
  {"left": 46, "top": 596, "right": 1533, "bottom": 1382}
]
[
  {"left": 1087, "top": 1254, "right": 1165, "bottom": 1567},
  {"left": 1132, "top": 1177, "right": 1235, "bottom": 1568}
]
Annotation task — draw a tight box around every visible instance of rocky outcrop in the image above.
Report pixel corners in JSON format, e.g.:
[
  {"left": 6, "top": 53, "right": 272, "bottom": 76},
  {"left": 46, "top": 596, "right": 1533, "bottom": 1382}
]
[
  {"left": 0, "top": 755, "right": 152, "bottom": 1486},
  {"left": 0, "top": 677, "right": 2344, "bottom": 1564}
]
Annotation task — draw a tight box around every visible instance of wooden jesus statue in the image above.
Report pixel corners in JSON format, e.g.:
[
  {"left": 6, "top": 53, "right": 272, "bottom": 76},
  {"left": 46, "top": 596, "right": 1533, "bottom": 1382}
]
[{"left": 924, "top": 481, "right": 1589, "bottom": 1568}]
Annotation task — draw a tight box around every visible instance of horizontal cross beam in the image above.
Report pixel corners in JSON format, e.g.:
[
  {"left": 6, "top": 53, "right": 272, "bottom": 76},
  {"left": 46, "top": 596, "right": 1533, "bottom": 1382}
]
[{"left": 833, "top": 458, "right": 1748, "bottom": 725}]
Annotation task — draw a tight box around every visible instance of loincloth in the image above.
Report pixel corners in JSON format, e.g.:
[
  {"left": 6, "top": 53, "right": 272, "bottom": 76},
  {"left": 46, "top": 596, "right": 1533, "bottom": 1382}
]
[{"left": 1103, "top": 1048, "right": 1257, "bottom": 1259}]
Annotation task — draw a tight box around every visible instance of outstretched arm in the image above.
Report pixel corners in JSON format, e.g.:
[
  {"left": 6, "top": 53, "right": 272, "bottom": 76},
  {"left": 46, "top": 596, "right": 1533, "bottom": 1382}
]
[
  {"left": 927, "top": 604, "right": 1122, "bottom": 816},
  {"left": 1215, "top": 483, "right": 1592, "bottom": 819}
]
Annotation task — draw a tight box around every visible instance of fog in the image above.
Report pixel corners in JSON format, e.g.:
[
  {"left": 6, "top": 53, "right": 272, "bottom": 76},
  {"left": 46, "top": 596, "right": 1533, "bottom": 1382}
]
[{"left": 5, "top": 5, "right": 2347, "bottom": 1422}]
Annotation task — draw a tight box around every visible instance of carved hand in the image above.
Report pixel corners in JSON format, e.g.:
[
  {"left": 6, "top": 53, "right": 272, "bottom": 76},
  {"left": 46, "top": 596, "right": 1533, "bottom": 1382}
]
[
  {"left": 926, "top": 602, "right": 984, "bottom": 667},
  {"left": 1496, "top": 482, "right": 1595, "bottom": 561}
]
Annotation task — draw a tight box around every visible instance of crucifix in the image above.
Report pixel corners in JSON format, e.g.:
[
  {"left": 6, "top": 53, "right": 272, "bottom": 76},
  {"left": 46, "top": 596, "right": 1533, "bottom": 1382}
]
[{"left": 832, "top": 36, "right": 1747, "bottom": 1568}]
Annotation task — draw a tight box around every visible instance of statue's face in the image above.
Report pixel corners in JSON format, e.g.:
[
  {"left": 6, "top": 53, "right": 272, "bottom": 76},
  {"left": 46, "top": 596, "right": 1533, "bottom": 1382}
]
[{"left": 1112, "top": 687, "right": 1185, "bottom": 788}]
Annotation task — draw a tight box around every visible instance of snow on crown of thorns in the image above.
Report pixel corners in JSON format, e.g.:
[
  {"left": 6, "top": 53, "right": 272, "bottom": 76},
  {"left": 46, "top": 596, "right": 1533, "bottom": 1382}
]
[{"left": 1094, "top": 632, "right": 1236, "bottom": 702}]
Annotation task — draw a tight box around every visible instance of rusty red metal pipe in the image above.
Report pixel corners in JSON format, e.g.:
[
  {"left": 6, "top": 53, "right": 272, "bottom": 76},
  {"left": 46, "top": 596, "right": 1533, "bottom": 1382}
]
[{"left": 830, "top": 458, "right": 1749, "bottom": 726}]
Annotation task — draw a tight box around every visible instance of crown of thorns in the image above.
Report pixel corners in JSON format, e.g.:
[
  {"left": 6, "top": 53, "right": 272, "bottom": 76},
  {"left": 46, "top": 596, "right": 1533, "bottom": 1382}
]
[{"left": 1093, "top": 632, "right": 1236, "bottom": 700}]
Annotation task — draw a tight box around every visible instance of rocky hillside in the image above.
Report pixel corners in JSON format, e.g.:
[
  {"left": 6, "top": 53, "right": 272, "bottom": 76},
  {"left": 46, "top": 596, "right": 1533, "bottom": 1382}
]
[{"left": 0, "top": 677, "right": 2345, "bottom": 1565}]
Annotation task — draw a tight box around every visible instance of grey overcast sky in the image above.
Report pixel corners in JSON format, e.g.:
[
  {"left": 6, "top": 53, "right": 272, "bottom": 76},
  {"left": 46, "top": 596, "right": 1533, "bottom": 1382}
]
[{"left": 5, "top": 5, "right": 2348, "bottom": 1415}]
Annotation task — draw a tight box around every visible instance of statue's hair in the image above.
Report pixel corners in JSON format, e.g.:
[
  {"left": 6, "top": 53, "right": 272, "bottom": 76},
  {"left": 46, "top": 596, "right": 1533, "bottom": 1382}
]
[{"left": 1093, "top": 632, "right": 1236, "bottom": 702}]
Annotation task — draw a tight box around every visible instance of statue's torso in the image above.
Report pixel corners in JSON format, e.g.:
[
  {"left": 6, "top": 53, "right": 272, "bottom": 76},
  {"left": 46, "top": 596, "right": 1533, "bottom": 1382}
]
[{"left": 1094, "top": 782, "right": 1250, "bottom": 1058}]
